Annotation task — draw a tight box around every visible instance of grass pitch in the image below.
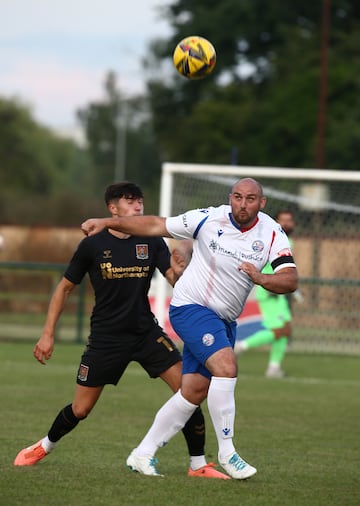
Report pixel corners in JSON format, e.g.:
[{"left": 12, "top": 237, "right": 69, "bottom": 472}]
[{"left": 1, "top": 342, "right": 359, "bottom": 506}]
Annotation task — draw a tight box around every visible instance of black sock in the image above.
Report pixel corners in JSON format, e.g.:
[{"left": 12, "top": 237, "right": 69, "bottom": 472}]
[
  {"left": 182, "top": 406, "right": 205, "bottom": 457},
  {"left": 48, "top": 404, "right": 83, "bottom": 443}
]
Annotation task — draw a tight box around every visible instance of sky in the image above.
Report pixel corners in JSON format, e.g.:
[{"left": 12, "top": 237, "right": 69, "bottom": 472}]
[{"left": 1, "top": 0, "right": 172, "bottom": 138}]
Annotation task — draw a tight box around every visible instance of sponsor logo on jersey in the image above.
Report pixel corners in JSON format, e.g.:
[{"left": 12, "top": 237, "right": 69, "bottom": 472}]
[
  {"left": 136, "top": 244, "right": 149, "bottom": 259},
  {"left": 100, "top": 263, "right": 149, "bottom": 279},
  {"left": 103, "top": 250, "right": 112, "bottom": 259},
  {"left": 182, "top": 214, "right": 188, "bottom": 227},
  {"left": 209, "top": 239, "right": 263, "bottom": 262},
  {"left": 252, "top": 240, "right": 264, "bottom": 252},
  {"left": 202, "top": 333, "right": 215, "bottom": 346},
  {"left": 217, "top": 229, "right": 224, "bottom": 237},
  {"left": 78, "top": 364, "right": 89, "bottom": 382}
]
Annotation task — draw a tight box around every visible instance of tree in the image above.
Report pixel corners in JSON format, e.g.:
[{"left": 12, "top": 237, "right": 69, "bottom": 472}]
[
  {"left": 144, "top": 0, "right": 360, "bottom": 170},
  {"left": 77, "top": 72, "right": 162, "bottom": 197},
  {"left": 0, "top": 97, "right": 99, "bottom": 225}
]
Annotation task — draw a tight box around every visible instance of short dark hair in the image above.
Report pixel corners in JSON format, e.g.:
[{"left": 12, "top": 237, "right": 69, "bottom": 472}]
[
  {"left": 275, "top": 209, "right": 294, "bottom": 220},
  {"left": 104, "top": 182, "right": 144, "bottom": 205}
]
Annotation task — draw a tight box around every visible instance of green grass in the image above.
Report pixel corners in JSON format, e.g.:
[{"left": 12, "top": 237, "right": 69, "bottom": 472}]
[{"left": 1, "top": 342, "right": 359, "bottom": 506}]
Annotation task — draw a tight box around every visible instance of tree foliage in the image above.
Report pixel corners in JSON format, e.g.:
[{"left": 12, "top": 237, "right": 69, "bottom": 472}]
[
  {"left": 145, "top": 0, "right": 360, "bottom": 169},
  {"left": 1, "top": 1, "right": 359, "bottom": 226},
  {"left": 76, "top": 72, "right": 162, "bottom": 197},
  {"left": 0, "top": 97, "right": 98, "bottom": 224}
]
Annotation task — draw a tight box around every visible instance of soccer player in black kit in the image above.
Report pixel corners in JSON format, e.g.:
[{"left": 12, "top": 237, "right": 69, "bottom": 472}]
[{"left": 14, "top": 182, "right": 228, "bottom": 479}]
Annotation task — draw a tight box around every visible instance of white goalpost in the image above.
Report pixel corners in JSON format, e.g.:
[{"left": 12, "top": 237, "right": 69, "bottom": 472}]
[{"left": 154, "top": 162, "right": 360, "bottom": 355}]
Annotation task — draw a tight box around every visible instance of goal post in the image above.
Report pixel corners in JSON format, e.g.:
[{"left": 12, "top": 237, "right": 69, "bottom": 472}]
[{"left": 155, "top": 163, "right": 360, "bottom": 355}]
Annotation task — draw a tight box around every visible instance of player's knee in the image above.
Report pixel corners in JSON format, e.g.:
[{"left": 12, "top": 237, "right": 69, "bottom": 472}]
[
  {"left": 205, "top": 348, "right": 238, "bottom": 377},
  {"left": 207, "top": 358, "right": 237, "bottom": 377},
  {"left": 159, "top": 362, "right": 182, "bottom": 392},
  {"left": 215, "top": 362, "right": 237, "bottom": 377},
  {"left": 72, "top": 403, "right": 91, "bottom": 420}
]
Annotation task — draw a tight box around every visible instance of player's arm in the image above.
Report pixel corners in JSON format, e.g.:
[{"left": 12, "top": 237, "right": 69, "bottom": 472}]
[
  {"left": 82, "top": 215, "right": 171, "bottom": 238},
  {"left": 239, "top": 263, "right": 298, "bottom": 294},
  {"left": 33, "top": 277, "right": 76, "bottom": 365}
]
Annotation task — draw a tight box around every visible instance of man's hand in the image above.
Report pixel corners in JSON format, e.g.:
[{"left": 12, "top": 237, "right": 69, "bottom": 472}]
[
  {"left": 171, "top": 248, "right": 188, "bottom": 277},
  {"left": 239, "top": 262, "right": 298, "bottom": 293},
  {"left": 81, "top": 218, "right": 107, "bottom": 236},
  {"left": 239, "top": 262, "right": 263, "bottom": 284},
  {"left": 292, "top": 289, "right": 304, "bottom": 303},
  {"left": 33, "top": 335, "right": 55, "bottom": 365},
  {"left": 273, "top": 321, "right": 292, "bottom": 339}
]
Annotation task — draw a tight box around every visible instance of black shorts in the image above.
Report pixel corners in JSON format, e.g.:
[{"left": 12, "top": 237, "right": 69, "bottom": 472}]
[{"left": 76, "top": 327, "right": 182, "bottom": 387}]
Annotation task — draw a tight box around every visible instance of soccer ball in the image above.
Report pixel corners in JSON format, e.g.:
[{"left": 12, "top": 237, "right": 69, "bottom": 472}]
[{"left": 173, "top": 36, "right": 216, "bottom": 80}]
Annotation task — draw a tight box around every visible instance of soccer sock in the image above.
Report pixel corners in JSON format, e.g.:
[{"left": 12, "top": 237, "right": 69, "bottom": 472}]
[
  {"left": 47, "top": 404, "right": 83, "bottom": 443},
  {"left": 269, "top": 336, "right": 288, "bottom": 365},
  {"left": 182, "top": 406, "right": 207, "bottom": 469},
  {"left": 182, "top": 406, "right": 206, "bottom": 455},
  {"left": 189, "top": 455, "right": 207, "bottom": 470},
  {"left": 135, "top": 390, "right": 198, "bottom": 457},
  {"left": 207, "top": 377, "right": 237, "bottom": 462},
  {"left": 41, "top": 435, "right": 57, "bottom": 453},
  {"left": 244, "top": 328, "right": 275, "bottom": 349}
]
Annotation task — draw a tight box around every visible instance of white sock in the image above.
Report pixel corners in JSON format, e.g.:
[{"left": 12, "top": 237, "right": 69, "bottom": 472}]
[
  {"left": 207, "top": 377, "right": 237, "bottom": 462},
  {"left": 268, "top": 362, "right": 281, "bottom": 370},
  {"left": 135, "top": 390, "right": 198, "bottom": 457},
  {"left": 190, "top": 455, "right": 207, "bottom": 470},
  {"left": 41, "top": 436, "right": 57, "bottom": 453}
]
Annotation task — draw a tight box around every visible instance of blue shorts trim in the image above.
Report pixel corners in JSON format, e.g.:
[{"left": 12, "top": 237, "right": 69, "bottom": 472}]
[{"left": 169, "top": 304, "right": 236, "bottom": 379}]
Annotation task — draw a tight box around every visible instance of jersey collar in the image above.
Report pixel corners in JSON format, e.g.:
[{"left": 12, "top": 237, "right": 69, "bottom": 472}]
[{"left": 229, "top": 213, "right": 259, "bottom": 232}]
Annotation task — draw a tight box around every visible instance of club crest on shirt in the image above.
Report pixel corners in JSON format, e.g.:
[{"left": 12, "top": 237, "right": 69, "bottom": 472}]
[
  {"left": 252, "top": 240, "right": 264, "bottom": 252},
  {"left": 202, "top": 333, "right": 215, "bottom": 346},
  {"left": 136, "top": 244, "right": 149, "bottom": 259},
  {"left": 78, "top": 364, "right": 89, "bottom": 382}
]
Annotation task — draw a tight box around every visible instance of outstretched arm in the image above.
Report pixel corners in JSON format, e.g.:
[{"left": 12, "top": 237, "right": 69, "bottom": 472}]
[
  {"left": 81, "top": 215, "right": 170, "bottom": 238},
  {"left": 33, "top": 277, "right": 76, "bottom": 365}
]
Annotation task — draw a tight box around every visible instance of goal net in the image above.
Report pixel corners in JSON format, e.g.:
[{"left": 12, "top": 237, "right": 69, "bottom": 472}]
[{"left": 154, "top": 163, "right": 360, "bottom": 356}]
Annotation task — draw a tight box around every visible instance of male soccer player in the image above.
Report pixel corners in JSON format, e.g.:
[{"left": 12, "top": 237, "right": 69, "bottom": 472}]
[
  {"left": 14, "top": 182, "right": 228, "bottom": 480},
  {"left": 81, "top": 178, "right": 298, "bottom": 479}
]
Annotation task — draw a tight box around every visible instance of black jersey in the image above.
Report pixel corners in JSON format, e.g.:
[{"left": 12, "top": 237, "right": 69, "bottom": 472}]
[{"left": 64, "top": 230, "right": 171, "bottom": 337}]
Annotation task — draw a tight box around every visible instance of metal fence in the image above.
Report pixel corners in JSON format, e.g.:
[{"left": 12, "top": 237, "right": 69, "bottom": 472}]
[{"left": 0, "top": 262, "right": 87, "bottom": 343}]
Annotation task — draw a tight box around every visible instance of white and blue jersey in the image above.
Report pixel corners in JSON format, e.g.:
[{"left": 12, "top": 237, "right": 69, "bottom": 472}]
[
  {"left": 166, "top": 205, "right": 296, "bottom": 378},
  {"left": 166, "top": 205, "right": 295, "bottom": 322}
]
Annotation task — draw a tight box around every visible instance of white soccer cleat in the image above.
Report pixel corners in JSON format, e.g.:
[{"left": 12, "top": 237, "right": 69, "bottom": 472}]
[
  {"left": 219, "top": 452, "right": 257, "bottom": 480},
  {"left": 126, "top": 449, "right": 164, "bottom": 477},
  {"left": 234, "top": 340, "right": 247, "bottom": 355},
  {"left": 266, "top": 364, "right": 285, "bottom": 378}
]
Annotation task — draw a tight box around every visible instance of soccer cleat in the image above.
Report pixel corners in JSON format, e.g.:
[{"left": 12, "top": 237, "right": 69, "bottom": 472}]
[
  {"left": 219, "top": 452, "right": 257, "bottom": 480},
  {"left": 188, "top": 462, "right": 231, "bottom": 479},
  {"left": 126, "top": 449, "right": 164, "bottom": 477},
  {"left": 14, "top": 439, "right": 47, "bottom": 466},
  {"left": 266, "top": 365, "right": 285, "bottom": 378},
  {"left": 233, "top": 340, "right": 246, "bottom": 356}
]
